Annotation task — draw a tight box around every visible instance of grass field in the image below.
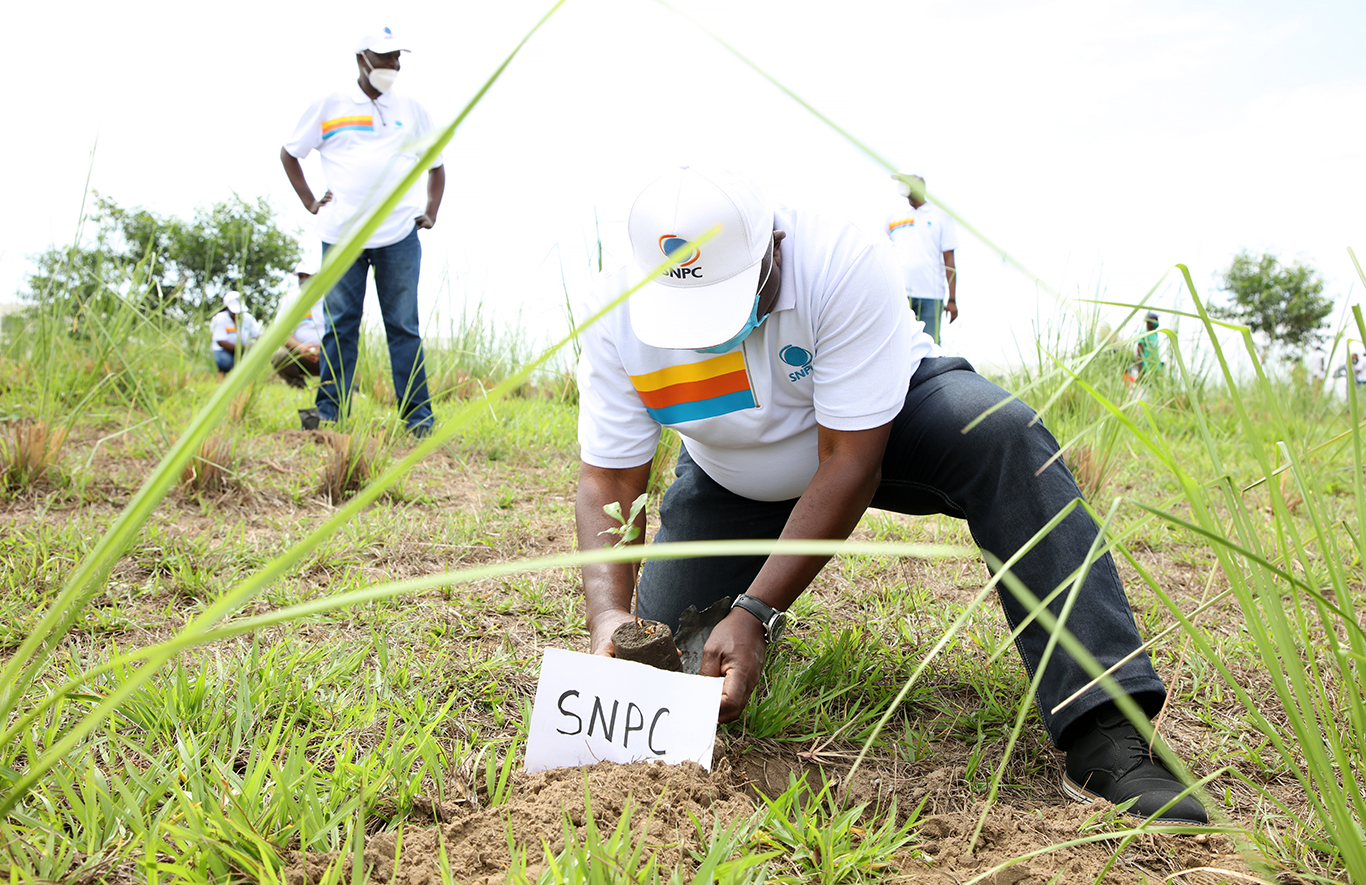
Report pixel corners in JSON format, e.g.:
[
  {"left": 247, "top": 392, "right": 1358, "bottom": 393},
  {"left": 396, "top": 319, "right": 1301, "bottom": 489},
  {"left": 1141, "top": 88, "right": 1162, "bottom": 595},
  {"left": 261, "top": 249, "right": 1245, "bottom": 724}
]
[{"left": 1, "top": 275, "right": 1364, "bottom": 883}]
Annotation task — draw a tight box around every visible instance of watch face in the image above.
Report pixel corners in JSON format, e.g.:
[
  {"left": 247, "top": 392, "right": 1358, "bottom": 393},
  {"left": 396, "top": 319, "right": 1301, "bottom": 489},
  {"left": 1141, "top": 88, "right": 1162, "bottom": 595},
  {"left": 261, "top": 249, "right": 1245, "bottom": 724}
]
[{"left": 767, "top": 610, "right": 787, "bottom": 645}]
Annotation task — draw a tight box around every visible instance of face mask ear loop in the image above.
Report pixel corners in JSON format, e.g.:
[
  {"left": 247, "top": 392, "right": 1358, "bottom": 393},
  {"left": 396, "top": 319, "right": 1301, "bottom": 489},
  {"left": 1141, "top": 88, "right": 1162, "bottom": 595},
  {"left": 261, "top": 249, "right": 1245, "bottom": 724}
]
[{"left": 361, "top": 53, "right": 390, "bottom": 122}]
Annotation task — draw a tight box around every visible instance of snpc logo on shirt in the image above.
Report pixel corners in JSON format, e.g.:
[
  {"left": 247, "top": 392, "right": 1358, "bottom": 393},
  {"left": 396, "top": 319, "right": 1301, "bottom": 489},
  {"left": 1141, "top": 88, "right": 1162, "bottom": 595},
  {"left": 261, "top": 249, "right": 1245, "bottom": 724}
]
[{"left": 780, "top": 345, "right": 813, "bottom": 382}]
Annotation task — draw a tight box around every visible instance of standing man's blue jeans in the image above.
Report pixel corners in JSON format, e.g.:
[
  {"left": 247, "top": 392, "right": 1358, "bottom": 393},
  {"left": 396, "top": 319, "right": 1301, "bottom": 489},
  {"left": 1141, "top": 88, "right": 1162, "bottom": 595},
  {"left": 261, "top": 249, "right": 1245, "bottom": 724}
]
[
  {"left": 637, "top": 357, "right": 1166, "bottom": 749},
  {"left": 910, "top": 296, "right": 944, "bottom": 344},
  {"left": 316, "top": 225, "right": 433, "bottom": 433}
]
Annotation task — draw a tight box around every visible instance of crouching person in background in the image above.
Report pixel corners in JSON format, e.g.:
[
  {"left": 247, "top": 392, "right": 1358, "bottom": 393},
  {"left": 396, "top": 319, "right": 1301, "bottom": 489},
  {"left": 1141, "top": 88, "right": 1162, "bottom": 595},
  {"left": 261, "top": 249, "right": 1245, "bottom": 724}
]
[
  {"left": 272, "top": 260, "right": 327, "bottom": 389},
  {"left": 210, "top": 291, "right": 261, "bottom": 377}
]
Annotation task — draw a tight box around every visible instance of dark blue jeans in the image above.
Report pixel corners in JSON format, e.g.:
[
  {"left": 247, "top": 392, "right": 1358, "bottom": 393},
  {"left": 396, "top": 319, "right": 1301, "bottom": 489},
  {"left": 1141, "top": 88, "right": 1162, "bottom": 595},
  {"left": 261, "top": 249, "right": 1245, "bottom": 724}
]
[
  {"left": 316, "top": 225, "right": 433, "bottom": 432},
  {"left": 637, "top": 357, "right": 1166, "bottom": 747},
  {"left": 212, "top": 350, "right": 236, "bottom": 373},
  {"left": 910, "top": 296, "right": 943, "bottom": 344}
]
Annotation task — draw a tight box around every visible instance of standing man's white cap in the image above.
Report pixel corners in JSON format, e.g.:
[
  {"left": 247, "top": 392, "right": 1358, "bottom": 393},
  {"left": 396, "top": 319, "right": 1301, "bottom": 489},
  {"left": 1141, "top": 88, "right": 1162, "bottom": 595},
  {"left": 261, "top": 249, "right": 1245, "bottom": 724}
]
[
  {"left": 356, "top": 27, "right": 410, "bottom": 54},
  {"left": 627, "top": 166, "right": 774, "bottom": 350}
]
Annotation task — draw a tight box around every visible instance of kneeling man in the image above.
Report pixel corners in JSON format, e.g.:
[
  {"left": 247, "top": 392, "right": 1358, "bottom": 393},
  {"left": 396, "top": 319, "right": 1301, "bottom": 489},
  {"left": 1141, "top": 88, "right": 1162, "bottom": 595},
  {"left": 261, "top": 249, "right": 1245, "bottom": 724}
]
[{"left": 574, "top": 166, "right": 1206, "bottom": 824}]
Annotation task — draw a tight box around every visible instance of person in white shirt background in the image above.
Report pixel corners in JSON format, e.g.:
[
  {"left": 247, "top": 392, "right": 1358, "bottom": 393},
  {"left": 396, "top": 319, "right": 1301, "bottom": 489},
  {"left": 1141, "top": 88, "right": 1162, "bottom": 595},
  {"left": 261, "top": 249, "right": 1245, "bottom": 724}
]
[
  {"left": 885, "top": 173, "right": 957, "bottom": 345},
  {"left": 279, "top": 27, "right": 445, "bottom": 437},
  {"left": 210, "top": 291, "right": 262, "bottom": 376}
]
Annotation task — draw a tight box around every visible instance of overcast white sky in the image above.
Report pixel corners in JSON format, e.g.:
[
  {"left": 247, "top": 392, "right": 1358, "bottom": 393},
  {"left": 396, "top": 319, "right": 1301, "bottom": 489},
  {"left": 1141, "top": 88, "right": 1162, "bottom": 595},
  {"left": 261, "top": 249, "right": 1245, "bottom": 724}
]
[{"left": 7, "top": 0, "right": 1365, "bottom": 372}]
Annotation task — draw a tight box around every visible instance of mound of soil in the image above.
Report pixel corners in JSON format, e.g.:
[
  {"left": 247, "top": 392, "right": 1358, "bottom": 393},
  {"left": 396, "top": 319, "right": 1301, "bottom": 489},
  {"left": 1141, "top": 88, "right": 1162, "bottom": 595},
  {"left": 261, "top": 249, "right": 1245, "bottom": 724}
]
[
  {"left": 283, "top": 760, "right": 754, "bottom": 885},
  {"left": 282, "top": 756, "right": 1252, "bottom": 885}
]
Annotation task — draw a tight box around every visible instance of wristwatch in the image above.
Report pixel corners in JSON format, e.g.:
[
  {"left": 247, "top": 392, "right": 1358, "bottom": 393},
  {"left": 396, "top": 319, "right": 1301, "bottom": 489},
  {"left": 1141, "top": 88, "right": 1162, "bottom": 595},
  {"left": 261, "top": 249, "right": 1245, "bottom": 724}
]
[{"left": 731, "top": 594, "right": 788, "bottom": 645}]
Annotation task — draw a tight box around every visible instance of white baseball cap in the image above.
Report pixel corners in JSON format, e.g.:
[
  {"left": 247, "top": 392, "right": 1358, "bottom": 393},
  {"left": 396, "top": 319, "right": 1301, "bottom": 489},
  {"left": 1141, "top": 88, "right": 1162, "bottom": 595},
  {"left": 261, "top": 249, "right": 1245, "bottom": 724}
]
[
  {"left": 293, "top": 258, "right": 317, "bottom": 276},
  {"left": 224, "top": 292, "right": 244, "bottom": 313},
  {"left": 627, "top": 166, "right": 773, "bottom": 350},
  {"left": 356, "top": 27, "right": 409, "bottom": 55}
]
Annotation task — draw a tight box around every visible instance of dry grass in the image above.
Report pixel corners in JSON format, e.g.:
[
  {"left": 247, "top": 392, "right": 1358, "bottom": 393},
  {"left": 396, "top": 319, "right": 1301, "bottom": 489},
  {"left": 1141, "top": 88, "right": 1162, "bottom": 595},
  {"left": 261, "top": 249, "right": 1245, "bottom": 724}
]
[
  {"left": 1, "top": 420, "right": 67, "bottom": 491},
  {"left": 319, "top": 432, "right": 378, "bottom": 503},
  {"left": 229, "top": 383, "right": 260, "bottom": 423},
  {"left": 431, "top": 368, "right": 486, "bottom": 401},
  {"left": 1067, "top": 442, "right": 1116, "bottom": 504},
  {"left": 180, "top": 434, "right": 236, "bottom": 496},
  {"left": 372, "top": 374, "right": 395, "bottom": 406}
]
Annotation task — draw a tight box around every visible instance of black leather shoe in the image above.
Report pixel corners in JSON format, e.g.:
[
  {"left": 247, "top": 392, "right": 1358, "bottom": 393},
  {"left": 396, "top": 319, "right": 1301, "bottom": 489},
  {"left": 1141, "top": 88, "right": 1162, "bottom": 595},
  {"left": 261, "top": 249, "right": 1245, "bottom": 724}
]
[{"left": 1063, "top": 708, "right": 1208, "bottom": 824}]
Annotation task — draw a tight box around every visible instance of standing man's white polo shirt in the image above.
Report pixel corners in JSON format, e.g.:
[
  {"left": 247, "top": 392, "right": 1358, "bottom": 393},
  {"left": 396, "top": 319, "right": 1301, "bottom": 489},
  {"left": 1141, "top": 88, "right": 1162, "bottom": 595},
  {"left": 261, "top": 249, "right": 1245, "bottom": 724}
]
[
  {"left": 283, "top": 85, "right": 443, "bottom": 249},
  {"left": 885, "top": 202, "right": 958, "bottom": 300}
]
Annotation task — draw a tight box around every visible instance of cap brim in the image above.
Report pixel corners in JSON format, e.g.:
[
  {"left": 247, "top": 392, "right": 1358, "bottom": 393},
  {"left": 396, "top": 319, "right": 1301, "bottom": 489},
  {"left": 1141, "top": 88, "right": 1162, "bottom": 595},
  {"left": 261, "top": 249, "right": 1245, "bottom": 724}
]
[{"left": 629, "top": 260, "right": 763, "bottom": 350}]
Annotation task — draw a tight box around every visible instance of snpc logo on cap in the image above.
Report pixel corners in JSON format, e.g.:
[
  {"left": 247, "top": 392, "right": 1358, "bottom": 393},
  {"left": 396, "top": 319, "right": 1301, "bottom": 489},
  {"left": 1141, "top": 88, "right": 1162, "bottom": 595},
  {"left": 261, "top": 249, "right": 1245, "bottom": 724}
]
[{"left": 658, "top": 235, "right": 702, "bottom": 279}]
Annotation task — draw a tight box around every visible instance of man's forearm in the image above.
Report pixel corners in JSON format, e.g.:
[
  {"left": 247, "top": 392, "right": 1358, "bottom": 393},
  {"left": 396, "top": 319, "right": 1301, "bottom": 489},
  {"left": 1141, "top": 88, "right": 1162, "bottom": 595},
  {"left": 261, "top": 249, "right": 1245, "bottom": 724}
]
[
  {"left": 740, "top": 424, "right": 891, "bottom": 612},
  {"left": 426, "top": 166, "right": 446, "bottom": 221},
  {"left": 576, "top": 462, "right": 652, "bottom": 624},
  {"left": 280, "top": 148, "right": 318, "bottom": 209}
]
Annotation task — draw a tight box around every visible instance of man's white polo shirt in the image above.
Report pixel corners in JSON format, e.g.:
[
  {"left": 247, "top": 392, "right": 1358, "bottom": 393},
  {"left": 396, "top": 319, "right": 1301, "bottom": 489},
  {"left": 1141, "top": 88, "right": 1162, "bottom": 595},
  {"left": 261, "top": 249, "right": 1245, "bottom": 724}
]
[
  {"left": 578, "top": 207, "right": 938, "bottom": 502},
  {"left": 210, "top": 310, "right": 262, "bottom": 354},
  {"left": 284, "top": 84, "right": 444, "bottom": 249},
  {"left": 275, "top": 291, "right": 327, "bottom": 346},
  {"left": 885, "top": 202, "right": 958, "bottom": 301}
]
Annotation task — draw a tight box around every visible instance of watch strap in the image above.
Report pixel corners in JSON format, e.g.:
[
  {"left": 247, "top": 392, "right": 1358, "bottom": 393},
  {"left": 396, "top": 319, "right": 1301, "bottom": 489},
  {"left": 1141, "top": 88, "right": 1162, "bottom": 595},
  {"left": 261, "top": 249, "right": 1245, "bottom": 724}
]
[{"left": 732, "top": 593, "right": 779, "bottom": 639}]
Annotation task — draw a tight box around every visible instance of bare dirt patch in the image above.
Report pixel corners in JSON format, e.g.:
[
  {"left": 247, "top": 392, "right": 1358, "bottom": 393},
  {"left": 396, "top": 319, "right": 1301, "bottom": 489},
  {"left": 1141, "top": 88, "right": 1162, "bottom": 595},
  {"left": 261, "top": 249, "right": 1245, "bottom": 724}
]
[{"left": 281, "top": 753, "right": 1253, "bottom": 885}]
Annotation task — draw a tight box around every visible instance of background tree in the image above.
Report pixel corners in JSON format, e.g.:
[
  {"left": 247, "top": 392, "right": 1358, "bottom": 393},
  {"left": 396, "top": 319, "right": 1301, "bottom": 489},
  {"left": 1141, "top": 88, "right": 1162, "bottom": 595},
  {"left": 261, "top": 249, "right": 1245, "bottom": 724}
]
[
  {"left": 23, "top": 192, "right": 300, "bottom": 326},
  {"left": 1213, "top": 251, "right": 1334, "bottom": 363}
]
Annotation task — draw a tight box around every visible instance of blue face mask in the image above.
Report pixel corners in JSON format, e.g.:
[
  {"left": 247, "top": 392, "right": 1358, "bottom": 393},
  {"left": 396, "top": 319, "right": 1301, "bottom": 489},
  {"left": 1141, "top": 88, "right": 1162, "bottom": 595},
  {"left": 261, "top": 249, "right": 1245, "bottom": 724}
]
[
  {"left": 692, "top": 292, "right": 767, "bottom": 354},
  {"left": 692, "top": 238, "right": 775, "bottom": 355}
]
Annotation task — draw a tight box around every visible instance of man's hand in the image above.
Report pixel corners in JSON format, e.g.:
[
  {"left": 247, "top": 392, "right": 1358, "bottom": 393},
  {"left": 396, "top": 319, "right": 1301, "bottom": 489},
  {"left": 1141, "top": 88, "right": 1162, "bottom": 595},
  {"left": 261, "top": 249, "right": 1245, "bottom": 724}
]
[
  {"left": 700, "top": 610, "right": 767, "bottom": 723},
  {"left": 301, "top": 343, "right": 321, "bottom": 364},
  {"left": 415, "top": 213, "right": 436, "bottom": 230},
  {"left": 945, "top": 298, "right": 958, "bottom": 323},
  {"left": 309, "top": 191, "right": 333, "bottom": 215},
  {"left": 588, "top": 609, "right": 640, "bottom": 657}
]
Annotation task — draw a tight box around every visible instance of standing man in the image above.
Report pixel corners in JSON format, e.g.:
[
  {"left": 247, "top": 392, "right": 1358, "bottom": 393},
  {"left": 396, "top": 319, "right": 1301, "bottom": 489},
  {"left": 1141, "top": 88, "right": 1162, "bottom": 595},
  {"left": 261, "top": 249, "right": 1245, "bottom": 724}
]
[
  {"left": 271, "top": 259, "right": 326, "bottom": 389},
  {"left": 885, "top": 173, "right": 957, "bottom": 344},
  {"left": 210, "top": 291, "right": 261, "bottom": 376},
  {"left": 280, "top": 27, "right": 444, "bottom": 436},
  {"left": 576, "top": 166, "right": 1206, "bottom": 824}
]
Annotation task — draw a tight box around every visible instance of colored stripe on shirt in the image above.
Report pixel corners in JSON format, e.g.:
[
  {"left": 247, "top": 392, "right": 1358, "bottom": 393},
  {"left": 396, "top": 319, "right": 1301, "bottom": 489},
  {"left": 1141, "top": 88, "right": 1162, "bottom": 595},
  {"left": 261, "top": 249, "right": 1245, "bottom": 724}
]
[
  {"left": 630, "top": 352, "right": 756, "bottom": 424},
  {"left": 322, "top": 116, "right": 374, "bottom": 138},
  {"left": 887, "top": 216, "right": 916, "bottom": 233}
]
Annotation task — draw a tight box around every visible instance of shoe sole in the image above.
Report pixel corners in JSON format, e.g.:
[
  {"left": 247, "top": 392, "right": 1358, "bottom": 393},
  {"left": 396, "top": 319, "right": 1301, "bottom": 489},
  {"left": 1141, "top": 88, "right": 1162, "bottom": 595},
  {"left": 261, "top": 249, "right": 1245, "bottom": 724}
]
[{"left": 1061, "top": 775, "right": 1206, "bottom": 825}]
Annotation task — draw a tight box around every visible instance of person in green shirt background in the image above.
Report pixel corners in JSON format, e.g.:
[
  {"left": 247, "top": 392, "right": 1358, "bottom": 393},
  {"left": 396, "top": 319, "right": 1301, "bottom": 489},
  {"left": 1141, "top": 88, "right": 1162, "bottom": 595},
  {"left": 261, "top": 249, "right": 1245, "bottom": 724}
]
[{"left": 1136, "top": 311, "right": 1161, "bottom": 377}]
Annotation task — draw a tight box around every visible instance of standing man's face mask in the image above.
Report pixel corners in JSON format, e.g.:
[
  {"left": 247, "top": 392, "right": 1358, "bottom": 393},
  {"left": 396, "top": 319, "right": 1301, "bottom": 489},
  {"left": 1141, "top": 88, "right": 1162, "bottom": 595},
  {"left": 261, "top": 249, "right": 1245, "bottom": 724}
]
[{"left": 363, "top": 57, "right": 399, "bottom": 94}]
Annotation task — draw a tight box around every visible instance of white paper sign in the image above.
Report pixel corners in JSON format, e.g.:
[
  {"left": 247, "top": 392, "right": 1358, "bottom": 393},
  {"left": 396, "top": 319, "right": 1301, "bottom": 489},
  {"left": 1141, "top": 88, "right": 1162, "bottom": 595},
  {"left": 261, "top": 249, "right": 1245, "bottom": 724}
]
[{"left": 524, "top": 648, "right": 724, "bottom": 773}]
